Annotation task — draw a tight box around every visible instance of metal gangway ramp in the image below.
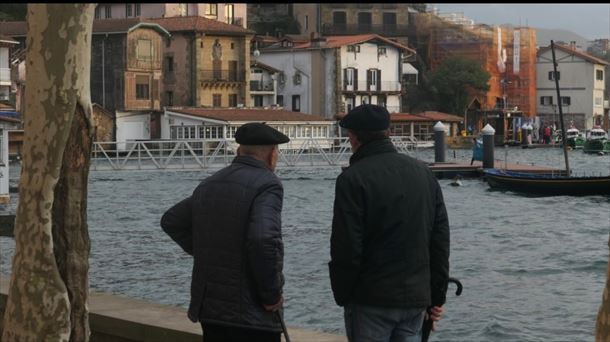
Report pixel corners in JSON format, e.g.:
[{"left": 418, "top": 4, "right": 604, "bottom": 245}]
[{"left": 91, "top": 137, "right": 418, "bottom": 171}]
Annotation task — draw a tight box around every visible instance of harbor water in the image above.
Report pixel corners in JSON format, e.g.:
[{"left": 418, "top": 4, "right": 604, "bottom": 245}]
[{"left": 1, "top": 146, "right": 609, "bottom": 341}]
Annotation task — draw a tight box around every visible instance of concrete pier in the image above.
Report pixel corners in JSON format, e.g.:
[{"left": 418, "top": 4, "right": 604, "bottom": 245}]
[{"left": 0, "top": 276, "right": 346, "bottom": 342}]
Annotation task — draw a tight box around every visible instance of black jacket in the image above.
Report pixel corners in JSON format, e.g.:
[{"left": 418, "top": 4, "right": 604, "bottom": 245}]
[
  {"left": 160, "top": 156, "right": 284, "bottom": 332},
  {"left": 329, "top": 138, "right": 450, "bottom": 308}
]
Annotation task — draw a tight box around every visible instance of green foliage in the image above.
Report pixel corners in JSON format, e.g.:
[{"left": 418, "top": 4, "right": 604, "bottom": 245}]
[
  {"left": 0, "top": 3, "right": 27, "bottom": 21},
  {"left": 427, "top": 56, "right": 490, "bottom": 116}
]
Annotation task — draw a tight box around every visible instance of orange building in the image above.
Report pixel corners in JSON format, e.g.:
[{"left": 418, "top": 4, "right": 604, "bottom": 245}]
[{"left": 416, "top": 13, "right": 537, "bottom": 141}]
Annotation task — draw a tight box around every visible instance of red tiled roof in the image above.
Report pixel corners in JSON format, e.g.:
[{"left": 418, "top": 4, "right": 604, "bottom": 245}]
[
  {"left": 289, "top": 34, "right": 416, "bottom": 54},
  {"left": 390, "top": 113, "right": 428, "bottom": 122},
  {"left": 337, "top": 111, "right": 462, "bottom": 123},
  {"left": 149, "top": 16, "right": 254, "bottom": 36},
  {"left": 538, "top": 44, "right": 609, "bottom": 66},
  {"left": 416, "top": 111, "right": 463, "bottom": 122},
  {"left": 167, "top": 107, "right": 332, "bottom": 122},
  {"left": 251, "top": 60, "right": 280, "bottom": 73}
]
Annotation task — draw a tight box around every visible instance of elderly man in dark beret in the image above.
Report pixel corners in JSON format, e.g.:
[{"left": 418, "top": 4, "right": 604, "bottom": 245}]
[
  {"left": 329, "top": 104, "right": 450, "bottom": 341},
  {"left": 161, "top": 122, "right": 289, "bottom": 342}
]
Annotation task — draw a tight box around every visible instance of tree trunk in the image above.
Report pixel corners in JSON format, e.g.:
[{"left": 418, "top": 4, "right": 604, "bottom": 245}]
[
  {"left": 1, "top": 4, "right": 95, "bottom": 341},
  {"left": 596, "top": 236, "right": 610, "bottom": 341}
]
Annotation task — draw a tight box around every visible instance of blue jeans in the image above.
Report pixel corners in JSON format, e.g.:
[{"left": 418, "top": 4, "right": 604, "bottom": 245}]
[{"left": 344, "top": 303, "right": 426, "bottom": 342}]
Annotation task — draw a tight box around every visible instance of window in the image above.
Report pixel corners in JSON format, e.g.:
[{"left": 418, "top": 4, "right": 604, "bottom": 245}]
[
  {"left": 276, "top": 95, "right": 284, "bottom": 106},
  {"left": 205, "top": 3, "right": 218, "bottom": 16},
  {"left": 126, "top": 4, "right": 133, "bottom": 17},
  {"left": 253, "top": 95, "right": 263, "bottom": 107},
  {"left": 560, "top": 96, "right": 571, "bottom": 106},
  {"left": 378, "top": 46, "right": 387, "bottom": 56},
  {"left": 377, "top": 95, "right": 387, "bottom": 108},
  {"left": 344, "top": 68, "right": 357, "bottom": 90},
  {"left": 383, "top": 12, "right": 397, "bottom": 26},
  {"left": 548, "top": 71, "right": 560, "bottom": 81},
  {"left": 305, "top": 15, "right": 309, "bottom": 31},
  {"left": 226, "top": 126, "right": 238, "bottom": 138},
  {"left": 166, "top": 91, "right": 173, "bottom": 106},
  {"left": 229, "top": 94, "right": 238, "bottom": 107},
  {"left": 595, "top": 97, "right": 603, "bottom": 107},
  {"left": 165, "top": 56, "right": 174, "bottom": 72},
  {"left": 358, "top": 12, "right": 372, "bottom": 30},
  {"left": 137, "top": 39, "right": 152, "bottom": 60},
  {"left": 94, "top": 6, "right": 101, "bottom": 19},
  {"left": 333, "top": 11, "right": 346, "bottom": 25},
  {"left": 135, "top": 75, "right": 150, "bottom": 99},
  {"left": 596, "top": 70, "right": 604, "bottom": 81},
  {"left": 540, "top": 96, "right": 553, "bottom": 106},
  {"left": 345, "top": 96, "right": 355, "bottom": 112},
  {"left": 347, "top": 45, "right": 360, "bottom": 53},
  {"left": 225, "top": 4, "right": 234, "bottom": 24},
  {"left": 293, "top": 72, "right": 302, "bottom": 85},
  {"left": 200, "top": 125, "right": 222, "bottom": 139},
  {"left": 367, "top": 69, "right": 380, "bottom": 90},
  {"left": 104, "top": 5, "right": 112, "bottom": 19},
  {"left": 292, "top": 95, "right": 301, "bottom": 112},
  {"left": 178, "top": 3, "right": 188, "bottom": 16},
  {"left": 135, "top": 3, "right": 141, "bottom": 16},
  {"left": 213, "top": 94, "right": 222, "bottom": 107}
]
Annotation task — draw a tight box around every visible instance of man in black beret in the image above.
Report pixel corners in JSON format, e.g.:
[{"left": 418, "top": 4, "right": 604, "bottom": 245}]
[
  {"left": 329, "top": 104, "right": 451, "bottom": 341},
  {"left": 161, "top": 122, "right": 289, "bottom": 342}
]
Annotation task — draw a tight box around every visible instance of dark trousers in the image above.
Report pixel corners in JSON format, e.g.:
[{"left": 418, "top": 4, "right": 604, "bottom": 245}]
[{"left": 201, "top": 323, "right": 281, "bottom": 342}]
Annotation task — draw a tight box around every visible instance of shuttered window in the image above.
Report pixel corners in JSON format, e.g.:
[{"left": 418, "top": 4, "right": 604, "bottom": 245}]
[{"left": 136, "top": 75, "right": 150, "bottom": 99}]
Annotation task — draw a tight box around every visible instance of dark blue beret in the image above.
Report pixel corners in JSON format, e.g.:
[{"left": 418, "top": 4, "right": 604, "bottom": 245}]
[
  {"left": 339, "top": 104, "right": 390, "bottom": 131},
  {"left": 235, "top": 122, "right": 290, "bottom": 145}
]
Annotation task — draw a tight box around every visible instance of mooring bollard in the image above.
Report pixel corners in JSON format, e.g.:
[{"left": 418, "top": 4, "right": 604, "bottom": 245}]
[
  {"left": 482, "top": 124, "right": 495, "bottom": 169},
  {"left": 434, "top": 121, "right": 446, "bottom": 163}
]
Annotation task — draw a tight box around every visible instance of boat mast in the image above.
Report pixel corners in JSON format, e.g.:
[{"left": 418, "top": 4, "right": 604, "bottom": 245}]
[{"left": 550, "top": 40, "right": 571, "bottom": 175}]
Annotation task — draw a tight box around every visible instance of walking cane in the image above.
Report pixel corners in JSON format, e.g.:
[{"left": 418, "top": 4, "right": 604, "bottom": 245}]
[
  {"left": 421, "top": 277, "right": 463, "bottom": 342},
  {"left": 276, "top": 310, "right": 291, "bottom": 342}
]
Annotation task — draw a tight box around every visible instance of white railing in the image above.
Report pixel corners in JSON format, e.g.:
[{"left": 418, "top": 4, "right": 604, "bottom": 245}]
[{"left": 91, "top": 136, "right": 418, "bottom": 171}]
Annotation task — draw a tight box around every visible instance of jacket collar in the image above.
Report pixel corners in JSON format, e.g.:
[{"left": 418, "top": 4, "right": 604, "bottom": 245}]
[
  {"left": 349, "top": 138, "right": 397, "bottom": 165},
  {"left": 232, "top": 155, "right": 272, "bottom": 171}
]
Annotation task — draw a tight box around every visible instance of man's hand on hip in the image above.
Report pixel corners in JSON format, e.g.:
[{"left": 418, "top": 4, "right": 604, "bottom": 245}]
[{"left": 263, "top": 295, "right": 284, "bottom": 312}]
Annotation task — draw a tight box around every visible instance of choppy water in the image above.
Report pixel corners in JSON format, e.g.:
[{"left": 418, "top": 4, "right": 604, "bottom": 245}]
[{"left": 1, "top": 147, "right": 609, "bottom": 341}]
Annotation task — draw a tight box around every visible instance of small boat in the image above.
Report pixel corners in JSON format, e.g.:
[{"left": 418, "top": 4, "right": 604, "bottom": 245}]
[
  {"left": 484, "top": 169, "right": 610, "bottom": 196},
  {"left": 565, "top": 127, "right": 584, "bottom": 149},
  {"left": 484, "top": 41, "right": 610, "bottom": 196},
  {"left": 583, "top": 127, "right": 610, "bottom": 154}
]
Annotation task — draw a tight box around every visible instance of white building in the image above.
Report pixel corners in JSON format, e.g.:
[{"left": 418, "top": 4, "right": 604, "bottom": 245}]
[
  {"left": 249, "top": 60, "right": 279, "bottom": 108},
  {"left": 94, "top": 3, "right": 248, "bottom": 28},
  {"left": 161, "top": 107, "right": 335, "bottom": 149},
  {"left": 536, "top": 43, "right": 608, "bottom": 130},
  {"left": 255, "top": 34, "right": 416, "bottom": 119},
  {"left": 0, "top": 35, "right": 19, "bottom": 102}
]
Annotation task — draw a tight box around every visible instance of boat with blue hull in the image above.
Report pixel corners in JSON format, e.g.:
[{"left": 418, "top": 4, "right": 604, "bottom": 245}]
[{"left": 483, "top": 169, "right": 610, "bottom": 196}]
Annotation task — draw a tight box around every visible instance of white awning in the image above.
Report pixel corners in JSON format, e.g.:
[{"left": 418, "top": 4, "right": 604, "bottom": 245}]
[{"left": 402, "top": 63, "right": 419, "bottom": 74}]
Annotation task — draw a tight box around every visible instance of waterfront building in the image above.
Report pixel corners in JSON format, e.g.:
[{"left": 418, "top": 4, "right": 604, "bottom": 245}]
[
  {"left": 536, "top": 43, "right": 608, "bottom": 130},
  {"left": 0, "top": 34, "right": 19, "bottom": 103},
  {"left": 255, "top": 34, "right": 416, "bottom": 119},
  {"left": 94, "top": 3, "right": 247, "bottom": 28},
  {"left": 249, "top": 60, "right": 280, "bottom": 108},
  {"left": 161, "top": 107, "right": 334, "bottom": 150},
  {"left": 148, "top": 16, "right": 254, "bottom": 110}
]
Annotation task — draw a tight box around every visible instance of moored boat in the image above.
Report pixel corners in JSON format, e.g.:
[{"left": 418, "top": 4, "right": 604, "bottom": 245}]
[
  {"left": 565, "top": 127, "right": 584, "bottom": 149},
  {"left": 484, "top": 169, "right": 610, "bottom": 196},
  {"left": 583, "top": 127, "right": 610, "bottom": 154}
]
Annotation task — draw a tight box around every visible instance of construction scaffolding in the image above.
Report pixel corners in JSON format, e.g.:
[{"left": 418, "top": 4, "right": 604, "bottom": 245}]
[{"left": 417, "top": 13, "right": 537, "bottom": 122}]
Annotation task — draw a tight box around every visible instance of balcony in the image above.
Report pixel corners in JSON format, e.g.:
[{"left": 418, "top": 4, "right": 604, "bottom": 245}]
[
  {"left": 250, "top": 80, "right": 274, "bottom": 92},
  {"left": 322, "top": 23, "right": 412, "bottom": 36},
  {"left": 0, "top": 68, "right": 10, "bottom": 86},
  {"left": 199, "top": 69, "right": 245, "bottom": 82},
  {"left": 342, "top": 81, "right": 401, "bottom": 93}
]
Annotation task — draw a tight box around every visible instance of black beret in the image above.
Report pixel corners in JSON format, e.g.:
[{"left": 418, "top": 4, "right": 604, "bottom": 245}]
[
  {"left": 234, "top": 122, "right": 290, "bottom": 145},
  {"left": 339, "top": 104, "right": 390, "bottom": 131}
]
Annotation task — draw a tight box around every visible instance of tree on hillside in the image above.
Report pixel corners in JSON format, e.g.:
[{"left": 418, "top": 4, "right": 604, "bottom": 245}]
[
  {"left": 427, "top": 56, "right": 490, "bottom": 116},
  {"left": 1, "top": 4, "right": 95, "bottom": 341}
]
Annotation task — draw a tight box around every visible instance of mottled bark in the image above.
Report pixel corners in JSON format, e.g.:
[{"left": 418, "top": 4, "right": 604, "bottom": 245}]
[
  {"left": 596, "top": 236, "right": 610, "bottom": 341},
  {"left": 52, "top": 104, "right": 93, "bottom": 341},
  {"left": 1, "top": 4, "right": 94, "bottom": 342}
]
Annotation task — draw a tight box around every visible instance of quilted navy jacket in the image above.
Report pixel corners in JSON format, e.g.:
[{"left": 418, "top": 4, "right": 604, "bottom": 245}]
[{"left": 161, "top": 155, "right": 284, "bottom": 332}]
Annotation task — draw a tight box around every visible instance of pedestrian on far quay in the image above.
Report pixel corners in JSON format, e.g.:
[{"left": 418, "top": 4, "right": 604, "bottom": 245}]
[
  {"left": 329, "top": 104, "right": 451, "bottom": 342},
  {"left": 161, "top": 123, "right": 289, "bottom": 342}
]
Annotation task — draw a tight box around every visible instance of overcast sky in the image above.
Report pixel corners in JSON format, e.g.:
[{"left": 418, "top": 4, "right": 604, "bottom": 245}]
[{"left": 432, "top": 4, "right": 610, "bottom": 40}]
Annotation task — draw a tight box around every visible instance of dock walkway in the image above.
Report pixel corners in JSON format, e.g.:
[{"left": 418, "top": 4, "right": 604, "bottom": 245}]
[{"left": 0, "top": 276, "right": 345, "bottom": 342}]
